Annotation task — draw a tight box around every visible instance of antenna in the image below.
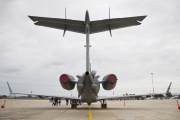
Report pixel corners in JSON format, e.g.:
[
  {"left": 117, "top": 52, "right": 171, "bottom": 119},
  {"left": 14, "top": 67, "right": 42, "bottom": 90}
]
[
  {"left": 109, "top": 7, "right": 110, "bottom": 19},
  {"left": 109, "top": 7, "right": 112, "bottom": 36},
  {"left": 63, "top": 7, "right": 67, "bottom": 37},
  {"left": 65, "top": 7, "right": 66, "bottom": 19}
]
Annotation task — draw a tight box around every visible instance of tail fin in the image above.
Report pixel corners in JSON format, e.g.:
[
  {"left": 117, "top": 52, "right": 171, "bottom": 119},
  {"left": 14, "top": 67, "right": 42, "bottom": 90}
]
[
  {"left": 7, "top": 82, "right": 16, "bottom": 98},
  {"left": 166, "top": 82, "right": 172, "bottom": 97}
]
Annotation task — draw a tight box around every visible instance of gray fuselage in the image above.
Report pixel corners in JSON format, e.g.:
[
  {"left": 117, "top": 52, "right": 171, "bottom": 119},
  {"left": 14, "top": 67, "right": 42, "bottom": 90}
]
[{"left": 77, "top": 72, "right": 100, "bottom": 105}]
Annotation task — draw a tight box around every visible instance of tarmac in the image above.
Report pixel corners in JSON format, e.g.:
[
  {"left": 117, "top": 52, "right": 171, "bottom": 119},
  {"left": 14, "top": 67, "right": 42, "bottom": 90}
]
[{"left": 0, "top": 99, "right": 180, "bottom": 120}]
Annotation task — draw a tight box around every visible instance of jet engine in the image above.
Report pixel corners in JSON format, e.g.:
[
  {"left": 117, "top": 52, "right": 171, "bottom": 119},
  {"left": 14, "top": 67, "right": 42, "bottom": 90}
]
[
  {"left": 102, "top": 74, "right": 117, "bottom": 90},
  {"left": 59, "top": 74, "right": 75, "bottom": 90}
]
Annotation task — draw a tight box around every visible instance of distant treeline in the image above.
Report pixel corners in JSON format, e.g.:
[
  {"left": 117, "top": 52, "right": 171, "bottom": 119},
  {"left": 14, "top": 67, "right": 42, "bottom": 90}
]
[{"left": 0, "top": 95, "right": 7, "bottom": 99}]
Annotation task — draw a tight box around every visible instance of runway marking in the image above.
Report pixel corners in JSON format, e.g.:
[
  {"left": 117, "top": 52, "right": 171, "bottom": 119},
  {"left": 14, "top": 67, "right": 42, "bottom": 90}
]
[
  {"left": 88, "top": 105, "right": 92, "bottom": 120},
  {"left": 50, "top": 109, "right": 68, "bottom": 120}
]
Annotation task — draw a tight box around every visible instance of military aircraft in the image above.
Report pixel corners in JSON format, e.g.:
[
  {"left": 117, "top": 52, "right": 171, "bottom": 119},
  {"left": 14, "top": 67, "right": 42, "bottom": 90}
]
[{"left": 8, "top": 9, "right": 147, "bottom": 108}]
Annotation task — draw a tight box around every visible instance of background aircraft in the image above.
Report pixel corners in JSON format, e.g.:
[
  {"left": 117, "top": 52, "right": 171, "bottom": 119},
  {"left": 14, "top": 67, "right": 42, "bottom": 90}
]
[
  {"left": 160, "top": 82, "right": 180, "bottom": 99},
  {"left": 129, "top": 82, "right": 180, "bottom": 100},
  {"left": 9, "top": 10, "right": 146, "bottom": 108}
]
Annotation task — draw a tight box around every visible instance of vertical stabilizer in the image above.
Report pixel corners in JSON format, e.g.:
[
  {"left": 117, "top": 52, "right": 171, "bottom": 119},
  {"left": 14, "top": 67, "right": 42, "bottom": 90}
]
[{"left": 85, "top": 10, "right": 90, "bottom": 72}]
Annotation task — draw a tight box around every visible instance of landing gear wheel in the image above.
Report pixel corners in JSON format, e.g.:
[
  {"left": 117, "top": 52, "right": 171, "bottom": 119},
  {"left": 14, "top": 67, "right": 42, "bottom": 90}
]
[
  {"left": 70, "top": 100, "right": 77, "bottom": 108},
  {"left": 71, "top": 104, "right": 77, "bottom": 108},
  {"left": 101, "top": 100, "right": 107, "bottom": 109},
  {"left": 101, "top": 104, "right": 107, "bottom": 108}
]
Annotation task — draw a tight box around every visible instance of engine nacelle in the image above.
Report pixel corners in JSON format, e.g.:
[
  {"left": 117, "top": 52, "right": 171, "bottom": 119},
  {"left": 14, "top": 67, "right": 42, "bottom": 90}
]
[
  {"left": 59, "top": 74, "right": 75, "bottom": 90},
  {"left": 102, "top": 74, "right": 117, "bottom": 90}
]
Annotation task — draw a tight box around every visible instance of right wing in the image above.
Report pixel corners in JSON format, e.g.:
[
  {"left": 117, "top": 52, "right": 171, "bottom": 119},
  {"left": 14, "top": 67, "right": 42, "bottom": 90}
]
[
  {"left": 28, "top": 16, "right": 85, "bottom": 34},
  {"left": 90, "top": 16, "right": 146, "bottom": 34},
  {"left": 7, "top": 82, "right": 79, "bottom": 100}
]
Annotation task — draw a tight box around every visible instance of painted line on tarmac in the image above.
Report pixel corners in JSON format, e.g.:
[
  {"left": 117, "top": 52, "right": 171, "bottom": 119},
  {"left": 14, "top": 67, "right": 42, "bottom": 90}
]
[{"left": 88, "top": 105, "right": 92, "bottom": 120}]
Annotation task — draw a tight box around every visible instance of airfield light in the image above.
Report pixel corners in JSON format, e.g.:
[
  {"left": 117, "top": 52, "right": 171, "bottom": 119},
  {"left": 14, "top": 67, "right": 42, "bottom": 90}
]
[{"left": 151, "top": 73, "right": 154, "bottom": 93}]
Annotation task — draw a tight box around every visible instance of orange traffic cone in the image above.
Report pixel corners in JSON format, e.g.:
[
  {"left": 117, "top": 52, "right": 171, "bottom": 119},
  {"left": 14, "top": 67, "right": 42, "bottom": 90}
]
[
  {"left": 1, "top": 100, "right": 6, "bottom": 108},
  {"left": 176, "top": 100, "right": 180, "bottom": 109},
  {"left": 124, "top": 100, "right": 126, "bottom": 106}
]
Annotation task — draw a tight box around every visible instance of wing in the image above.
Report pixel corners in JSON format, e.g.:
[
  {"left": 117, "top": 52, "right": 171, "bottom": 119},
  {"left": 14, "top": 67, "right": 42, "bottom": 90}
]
[
  {"left": 28, "top": 16, "right": 85, "bottom": 34},
  {"left": 11, "top": 92, "right": 80, "bottom": 100},
  {"left": 90, "top": 16, "right": 147, "bottom": 34},
  {"left": 97, "top": 93, "right": 164, "bottom": 101},
  {"left": 97, "top": 95, "right": 130, "bottom": 100}
]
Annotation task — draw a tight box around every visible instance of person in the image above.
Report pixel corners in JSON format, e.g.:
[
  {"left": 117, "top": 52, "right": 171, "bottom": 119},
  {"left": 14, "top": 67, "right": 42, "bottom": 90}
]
[
  {"left": 66, "top": 99, "right": 69, "bottom": 105},
  {"left": 52, "top": 97, "right": 55, "bottom": 106},
  {"left": 49, "top": 97, "right": 53, "bottom": 103},
  {"left": 54, "top": 97, "right": 58, "bottom": 106},
  {"left": 58, "top": 100, "right": 61, "bottom": 105}
]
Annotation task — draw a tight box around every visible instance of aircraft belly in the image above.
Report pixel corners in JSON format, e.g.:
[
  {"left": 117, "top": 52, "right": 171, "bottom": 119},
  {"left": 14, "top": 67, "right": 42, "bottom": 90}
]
[{"left": 80, "top": 76, "right": 97, "bottom": 102}]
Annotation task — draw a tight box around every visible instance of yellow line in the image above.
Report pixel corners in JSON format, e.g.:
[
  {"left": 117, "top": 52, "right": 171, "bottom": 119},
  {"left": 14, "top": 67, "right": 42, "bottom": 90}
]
[{"left": 88, "top": 105, "right": 92, "bottom": 120}]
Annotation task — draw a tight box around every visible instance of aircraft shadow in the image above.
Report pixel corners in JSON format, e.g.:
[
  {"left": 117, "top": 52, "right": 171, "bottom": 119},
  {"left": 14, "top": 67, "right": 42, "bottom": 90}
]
[{"left": 26, "top": 107, "right": 151, "bottom": 111}]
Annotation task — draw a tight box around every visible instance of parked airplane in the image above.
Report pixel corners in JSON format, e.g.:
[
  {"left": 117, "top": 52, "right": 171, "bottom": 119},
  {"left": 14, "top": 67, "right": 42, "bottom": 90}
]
[
  {"left": 6, "top": 82, "right": 43, "bottom": 99},
  {"left": 161, "top": 82, "right": 180, "bottom": 99},
  {"left": 130, "top": 82, "right": 180, "bottom": 100},
  {"left": 8, "top": 10, "right": 147, "bottom": 108}
]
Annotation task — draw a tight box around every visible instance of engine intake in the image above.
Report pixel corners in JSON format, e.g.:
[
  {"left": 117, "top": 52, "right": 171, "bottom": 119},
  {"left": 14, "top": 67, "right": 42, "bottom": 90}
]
[
  {"left": 59, "top": 74, "right": 75, "bottom": 90},
  {"left": 102, "top": 74, "right": 117, "bottom": 90}
]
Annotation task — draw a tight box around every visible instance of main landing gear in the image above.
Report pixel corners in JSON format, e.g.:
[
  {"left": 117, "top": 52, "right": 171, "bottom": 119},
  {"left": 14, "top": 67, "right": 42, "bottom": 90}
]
[
  {"left": 70, "top": 100, "right": 80, "bottom": 108},
  {"left": 101, "top": 100, "right": 107, "bottom": 109}
]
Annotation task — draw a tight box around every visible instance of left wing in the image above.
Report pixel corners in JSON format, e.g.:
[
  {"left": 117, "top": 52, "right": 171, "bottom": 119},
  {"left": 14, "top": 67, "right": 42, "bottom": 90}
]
[
  {"left": 97, "top": 95, "right": 130, "bottom": 100},
  {"left": 90, "top": 16, "right": 146, "bottom": 34},
  {"left": 97, "top": 93, "right": 164, "bottom": 101}
]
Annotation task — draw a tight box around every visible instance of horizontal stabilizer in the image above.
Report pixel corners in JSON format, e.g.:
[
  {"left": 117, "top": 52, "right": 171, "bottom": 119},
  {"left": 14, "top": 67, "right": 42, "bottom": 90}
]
[{"left": 90, "top": 15, "right": 147, "bottom": 34}]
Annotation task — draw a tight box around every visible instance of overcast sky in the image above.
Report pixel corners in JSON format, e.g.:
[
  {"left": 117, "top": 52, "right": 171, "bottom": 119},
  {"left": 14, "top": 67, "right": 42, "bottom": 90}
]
[{"left": 0, "top": 0, "right": 180, "bottom": 97}]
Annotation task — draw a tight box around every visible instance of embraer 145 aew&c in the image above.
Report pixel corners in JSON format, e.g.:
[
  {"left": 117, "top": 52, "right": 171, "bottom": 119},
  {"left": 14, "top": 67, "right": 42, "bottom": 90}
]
[{"left": 10, "top": 9, "right": 147, "bottom": 108}]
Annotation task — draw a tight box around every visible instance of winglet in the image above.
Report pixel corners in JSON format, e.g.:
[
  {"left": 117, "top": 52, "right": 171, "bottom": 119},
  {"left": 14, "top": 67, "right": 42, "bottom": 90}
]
[
  {"left": 7, "top": 82, "right": 12, "bottom": 96},
  {"left": 28, "top": 16, "right": 37, "bottom": 22},
  {"left": 166, "top": 82, "right": 172, "bottom": 97},
  {"left": 7, "top": 82, "right": 16, "bottom": 98}
]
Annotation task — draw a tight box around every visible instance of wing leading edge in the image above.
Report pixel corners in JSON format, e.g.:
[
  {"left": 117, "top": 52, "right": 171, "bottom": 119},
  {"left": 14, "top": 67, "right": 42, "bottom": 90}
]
[{"left": 11, "top": 92, "right": 80, "bottom": 100}]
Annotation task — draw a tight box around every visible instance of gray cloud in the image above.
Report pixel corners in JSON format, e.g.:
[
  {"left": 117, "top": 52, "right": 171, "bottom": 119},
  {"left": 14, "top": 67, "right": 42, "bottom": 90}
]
[{"left": 0, "top": 0, "right": 180, "bottom": 96}]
